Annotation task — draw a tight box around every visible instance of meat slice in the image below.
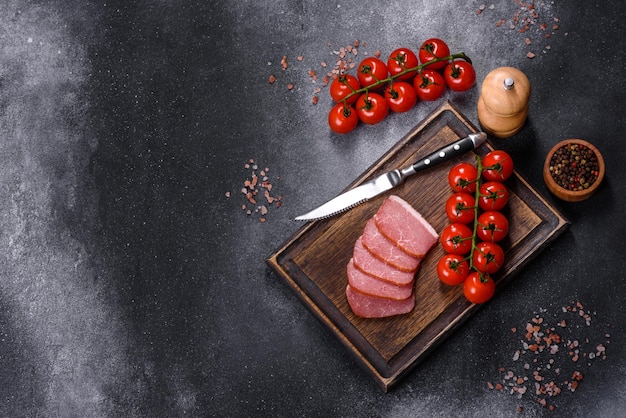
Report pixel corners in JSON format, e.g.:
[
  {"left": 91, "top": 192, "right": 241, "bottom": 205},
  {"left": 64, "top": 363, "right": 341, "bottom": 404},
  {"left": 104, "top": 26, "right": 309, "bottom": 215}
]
[
  {"left": 347, "top": 258, "right": 413, "bottom": 300},
  {"left": 374, "top": 195, "right": 438, "bottom": 258},
  {"left": 346, "top": 285, "right": 414, "bottom": 318},
  {"left": 361, "top": 217, "right": 421, "bottom": 272},
  {"left": 352, "top": 237, "right": 415, "bottom": 286}
]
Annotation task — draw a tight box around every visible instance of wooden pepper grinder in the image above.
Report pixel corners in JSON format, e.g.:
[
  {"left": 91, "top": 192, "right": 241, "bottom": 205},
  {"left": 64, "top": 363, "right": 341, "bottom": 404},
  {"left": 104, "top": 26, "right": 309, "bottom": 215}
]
[{"left": 477, "top": 67, "right": 531, "bottom": 138}]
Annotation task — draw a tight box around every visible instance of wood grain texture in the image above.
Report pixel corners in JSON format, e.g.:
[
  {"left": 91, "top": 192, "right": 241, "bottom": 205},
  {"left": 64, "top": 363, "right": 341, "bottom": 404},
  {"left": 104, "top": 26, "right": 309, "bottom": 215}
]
[{"left": 267, "top": 101, "right": 569, "bottom": 392}]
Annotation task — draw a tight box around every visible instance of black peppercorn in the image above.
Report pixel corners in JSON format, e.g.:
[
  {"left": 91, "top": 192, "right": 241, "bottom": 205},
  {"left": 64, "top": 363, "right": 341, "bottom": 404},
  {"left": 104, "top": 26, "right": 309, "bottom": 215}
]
[{"left": 548, "top": 144, "right": 600, "bottom": 191}]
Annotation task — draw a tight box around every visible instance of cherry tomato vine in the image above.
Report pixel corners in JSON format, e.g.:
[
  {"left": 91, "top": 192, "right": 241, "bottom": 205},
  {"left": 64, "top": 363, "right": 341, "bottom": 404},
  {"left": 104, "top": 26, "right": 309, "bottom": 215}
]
[
  {"left": 438, "top": 150, "right": 514, "bottom": 304},
  {"left": 345, "top": 52, "right": 472, "bottom": 101},
  {"left": 328, "top": 39, "right": 476, "bottom": 134}
]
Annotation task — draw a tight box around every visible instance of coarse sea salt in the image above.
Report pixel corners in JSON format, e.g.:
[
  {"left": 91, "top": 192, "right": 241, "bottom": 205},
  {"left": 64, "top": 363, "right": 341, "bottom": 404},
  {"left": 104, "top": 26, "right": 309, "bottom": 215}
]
[{"left": 486, "top": 301, "right": 611, "bottom": 412}]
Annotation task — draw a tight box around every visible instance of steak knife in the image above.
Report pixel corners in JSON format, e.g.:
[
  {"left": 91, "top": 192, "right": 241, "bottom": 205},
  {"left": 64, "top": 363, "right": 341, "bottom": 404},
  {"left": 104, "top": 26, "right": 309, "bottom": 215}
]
[{"left": 295, "top": 131, "right": 487, "bottom": 221}]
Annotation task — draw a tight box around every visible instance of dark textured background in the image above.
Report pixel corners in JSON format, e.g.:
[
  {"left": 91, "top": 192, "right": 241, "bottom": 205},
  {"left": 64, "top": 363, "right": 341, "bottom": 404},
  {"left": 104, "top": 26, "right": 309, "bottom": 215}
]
[{"left": 1, "top": 0, "right": 624, "bottom": 416}]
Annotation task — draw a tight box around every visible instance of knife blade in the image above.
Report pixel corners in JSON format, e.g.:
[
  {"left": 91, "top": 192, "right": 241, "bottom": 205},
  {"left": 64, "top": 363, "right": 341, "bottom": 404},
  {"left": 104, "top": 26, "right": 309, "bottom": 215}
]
[{"left": 294, "top": 131, "right": 487, "bottom": 221}]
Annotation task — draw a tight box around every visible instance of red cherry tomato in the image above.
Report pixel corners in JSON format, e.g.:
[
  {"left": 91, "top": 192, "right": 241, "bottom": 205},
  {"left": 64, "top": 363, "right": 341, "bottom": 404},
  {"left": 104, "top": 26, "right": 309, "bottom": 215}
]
[
  {"left": 482, "top": 150, "right": 514, "bottom": 182},
  {"left": 444, "top": 60, "right": 476, "bottom": 92},
  {"left": 437, "top": 254, "right": 470, "bottom": 286},
  {"left": 448, "top": 162, "right": 478, "bottom": 193},
  {"left": 463, "top": 271, "right": 496, "bottom": 304},
  {"left": 357, "top": 57, "right": 388, "bottom": 90},
  {"left": 440, "top": 223, "right": 473, "bottom": 255},
  {"left": 384, "top": 81, "right": 418, "bottom": 113},
  {"left": 387, "top": 47, "right": 419, "bottom": 81},
  {"left": 418, "top": 38, "right": 451, "bottom": 70},
  {"left": 472, "top": 241, "right": 505, "bottom": 274},
  {"left": 445, "top": 192, "right": 476, "bottom": 224},
  {"left": 478, "top": 181, "right": 509, "bottom": 211},
  {"left": 476, "top": 211, "right": 509, "bottom": 242},
  {"left": 329, "top": 74, "right": 361, "bottom": 105},
  {"left": 413, "top": 69, "right": 446, "bottom": 101},
  {"left": 328, "top": 103, "right": 358, "bottom": 134},
  {"left": 355, "top": 92, "right": 389, "bottom": 125}
]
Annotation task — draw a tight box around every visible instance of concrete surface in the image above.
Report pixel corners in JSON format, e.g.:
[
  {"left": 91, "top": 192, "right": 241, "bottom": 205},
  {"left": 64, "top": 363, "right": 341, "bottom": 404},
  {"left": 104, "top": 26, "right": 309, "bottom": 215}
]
[{"left": 1, "top": 0, "right": 625, "bottom": 416}]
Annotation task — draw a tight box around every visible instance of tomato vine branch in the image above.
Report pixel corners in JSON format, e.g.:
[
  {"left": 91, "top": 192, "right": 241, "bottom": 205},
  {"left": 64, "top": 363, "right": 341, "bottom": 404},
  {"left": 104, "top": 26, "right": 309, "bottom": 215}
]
[{"left": 468, "top": 155, "right": 484, "bottom": 275}]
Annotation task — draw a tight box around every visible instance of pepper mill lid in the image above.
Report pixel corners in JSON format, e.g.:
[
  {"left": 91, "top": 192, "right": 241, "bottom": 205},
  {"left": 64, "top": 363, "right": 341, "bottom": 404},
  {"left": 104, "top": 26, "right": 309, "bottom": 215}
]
[{"left": 480, "top": 67, "right": 531, "bottom": 117}]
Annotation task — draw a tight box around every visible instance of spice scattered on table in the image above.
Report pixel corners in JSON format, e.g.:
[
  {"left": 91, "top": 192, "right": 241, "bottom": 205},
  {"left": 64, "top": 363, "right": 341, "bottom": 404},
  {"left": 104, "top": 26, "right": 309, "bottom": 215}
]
[
  {"left": 475, "top": 1, "right": 566, "bottom": 58},
  {"left": 226, "top": 159, "right": 283, "bottom": 222},
  {"left": 548, "top": 143, "right": 600, "bottom": 191},
  {"left": 267, "top": 39, "right": 375, "bottom": 105},
  {"left": 486, "top": 301, "right": 611, "bottom": 412}
]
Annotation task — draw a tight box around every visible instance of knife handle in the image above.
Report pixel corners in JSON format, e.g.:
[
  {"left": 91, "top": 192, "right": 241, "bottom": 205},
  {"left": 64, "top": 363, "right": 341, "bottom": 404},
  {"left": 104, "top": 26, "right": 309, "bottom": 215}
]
[{"left": 408, "top": 132, "right": 487, "bottom": 173}]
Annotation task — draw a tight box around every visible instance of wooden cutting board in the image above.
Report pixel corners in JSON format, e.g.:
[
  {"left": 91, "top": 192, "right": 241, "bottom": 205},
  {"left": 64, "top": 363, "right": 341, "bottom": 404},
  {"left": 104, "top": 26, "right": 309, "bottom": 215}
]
[{"left": 266, "top": 101, "right": 569, "bottom": 392}]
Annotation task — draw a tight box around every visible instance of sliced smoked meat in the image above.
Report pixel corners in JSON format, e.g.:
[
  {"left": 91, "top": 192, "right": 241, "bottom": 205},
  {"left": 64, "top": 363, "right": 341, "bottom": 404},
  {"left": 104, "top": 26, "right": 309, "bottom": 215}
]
[
  {"left": 361, "top": 217, "right": 421, "bottom": 272},
  {"left": 352, "top": 236, "right": 415, "bottom": 286},
  {"left": 346, "top": 258, "right": 413, "bottom": 300},
  {"left": 374, "top": 195, "right": 438, "bottom": 258},
  {"left": 346, "top": 284, "right": 415, "bottom": 318}
]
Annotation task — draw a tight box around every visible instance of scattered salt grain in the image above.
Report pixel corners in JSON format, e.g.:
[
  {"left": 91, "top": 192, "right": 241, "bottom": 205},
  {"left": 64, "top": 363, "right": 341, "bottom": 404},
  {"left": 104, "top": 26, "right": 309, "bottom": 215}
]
[
  {"left": 475, "top": 0, "right": 562, "bottom": 59},
  {"left": 268, "top": 39, "right": 374, "bottom": 105},
  {"left": 487, "top": 301, "right": 610, "bottom": 412},
  {"left": 233, "top": 159, "right": 283, "bottom": 222}
]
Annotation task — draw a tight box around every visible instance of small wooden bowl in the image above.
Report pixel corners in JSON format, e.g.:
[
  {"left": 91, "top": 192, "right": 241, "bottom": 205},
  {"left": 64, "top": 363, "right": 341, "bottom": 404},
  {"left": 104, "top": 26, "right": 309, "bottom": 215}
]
[{"left": 543, "top": 138, "right": 605, "bottom": 202}]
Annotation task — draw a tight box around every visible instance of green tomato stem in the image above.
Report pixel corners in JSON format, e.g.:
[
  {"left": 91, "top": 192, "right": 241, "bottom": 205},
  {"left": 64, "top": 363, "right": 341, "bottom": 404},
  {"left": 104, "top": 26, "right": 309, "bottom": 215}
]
[{"left": 469, "top": 154, "right": 483, "bottom": 274}]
